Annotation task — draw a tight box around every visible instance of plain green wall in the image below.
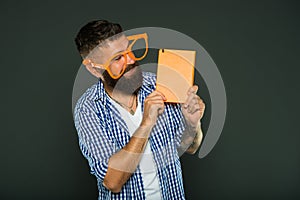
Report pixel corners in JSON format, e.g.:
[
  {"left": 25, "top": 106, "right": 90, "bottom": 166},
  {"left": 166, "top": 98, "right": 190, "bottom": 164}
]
[{"left": 1, "top": 0, "right": 299, "bottom": 199}]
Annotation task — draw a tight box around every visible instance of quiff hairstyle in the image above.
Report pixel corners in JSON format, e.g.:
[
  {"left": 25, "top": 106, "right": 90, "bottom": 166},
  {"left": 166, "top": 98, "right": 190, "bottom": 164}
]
[{"left": 74, "top": 20, "right": 123, "bottom": 58}]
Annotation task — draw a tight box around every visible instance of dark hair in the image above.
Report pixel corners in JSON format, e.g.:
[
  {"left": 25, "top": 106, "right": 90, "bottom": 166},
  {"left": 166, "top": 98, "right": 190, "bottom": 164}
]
[{"left": 74, "top": 20, "right": 123, "bottom": 57}]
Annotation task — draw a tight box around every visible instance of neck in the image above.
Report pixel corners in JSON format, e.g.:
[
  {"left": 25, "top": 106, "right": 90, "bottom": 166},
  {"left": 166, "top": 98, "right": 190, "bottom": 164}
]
[
  {"left": 105, "top": 85, "right": 134, "bottom": 101},
  {"left": 104, "top": 84, "right": 138, "bottom": 114}
]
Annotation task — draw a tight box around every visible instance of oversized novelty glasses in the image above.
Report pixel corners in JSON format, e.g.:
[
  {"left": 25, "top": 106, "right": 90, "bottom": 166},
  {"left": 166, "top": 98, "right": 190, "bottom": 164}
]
[{"left": 83, "top": 33, "right": 148, "bottom": 79}]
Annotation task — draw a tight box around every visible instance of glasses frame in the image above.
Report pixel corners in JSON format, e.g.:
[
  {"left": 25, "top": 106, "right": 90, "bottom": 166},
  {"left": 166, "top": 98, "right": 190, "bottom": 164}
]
[{"left": 83, "top": 33, "right": 148, "bottom": 79}]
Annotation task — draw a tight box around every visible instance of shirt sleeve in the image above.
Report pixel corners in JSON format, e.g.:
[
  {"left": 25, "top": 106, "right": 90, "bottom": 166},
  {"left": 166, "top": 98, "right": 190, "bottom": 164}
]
[
  {"left": 167, "top": 103, "right": 186, "bottom": 148},
  {"left": 74, "top": 102, "right": 114, "bottom": 183}
]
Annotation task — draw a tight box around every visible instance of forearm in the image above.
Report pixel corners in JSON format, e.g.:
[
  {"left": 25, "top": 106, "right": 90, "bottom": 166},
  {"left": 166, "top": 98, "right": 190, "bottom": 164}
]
[
  {"left": 103, "top": 90, "right": 165, "bottom": 193},
  {"left": 103, "top": 125, "right": 152, "bottom": 193},
  {"left": 180, "top": 122, "right": 203, "bottom": 154}
]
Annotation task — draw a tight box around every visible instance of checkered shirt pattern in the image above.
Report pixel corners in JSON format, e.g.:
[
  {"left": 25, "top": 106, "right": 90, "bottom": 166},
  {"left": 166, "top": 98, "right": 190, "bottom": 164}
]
[{"left": 74, "top": 72, "right": 186, "bottom": 200}]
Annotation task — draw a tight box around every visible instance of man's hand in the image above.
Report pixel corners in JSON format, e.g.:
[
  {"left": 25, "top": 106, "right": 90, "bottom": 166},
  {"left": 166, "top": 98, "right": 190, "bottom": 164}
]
[
  {"left": 182, "top": 85, "right": 205, "bottom": 128},
  {"left": 180, "top": 85, "right": 205, "bottom": 154},
  {"left": 141, "top": 90, "right": 166, "bottom": 128}
]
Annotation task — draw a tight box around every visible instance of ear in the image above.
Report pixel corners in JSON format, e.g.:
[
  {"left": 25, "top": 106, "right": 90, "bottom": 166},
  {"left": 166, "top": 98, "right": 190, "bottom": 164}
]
[{"left": 82, "top": 59, "right": 104, "bottom": 79}]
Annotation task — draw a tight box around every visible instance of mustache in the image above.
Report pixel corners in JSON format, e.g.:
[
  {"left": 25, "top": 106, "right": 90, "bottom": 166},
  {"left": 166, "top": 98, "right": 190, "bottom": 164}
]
[{"left": 124, "top": 62, "right": 139, "bottom": 73}]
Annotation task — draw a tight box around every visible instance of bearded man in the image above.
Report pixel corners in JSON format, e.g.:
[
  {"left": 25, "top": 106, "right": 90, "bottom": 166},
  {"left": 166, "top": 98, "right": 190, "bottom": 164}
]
[{"left": 74, "top": 20, "right": 205, "bottom": 200}]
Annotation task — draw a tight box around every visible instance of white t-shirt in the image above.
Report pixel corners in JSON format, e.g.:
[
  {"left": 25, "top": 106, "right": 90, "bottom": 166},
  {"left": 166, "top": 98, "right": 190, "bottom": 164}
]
[{"left": 111, "top": 96, "right": 162, "bottom": 200}]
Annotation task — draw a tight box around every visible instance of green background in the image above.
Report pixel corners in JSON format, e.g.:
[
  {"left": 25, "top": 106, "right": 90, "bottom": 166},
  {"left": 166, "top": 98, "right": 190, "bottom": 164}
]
[{"left": 1, "top": 0, "right": 299, "bottom": 199}]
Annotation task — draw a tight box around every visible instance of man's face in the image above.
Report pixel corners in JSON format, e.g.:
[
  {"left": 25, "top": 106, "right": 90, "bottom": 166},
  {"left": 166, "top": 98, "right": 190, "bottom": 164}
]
[{"left": 98, "top": 35, "right": 143, "bottom": 94}]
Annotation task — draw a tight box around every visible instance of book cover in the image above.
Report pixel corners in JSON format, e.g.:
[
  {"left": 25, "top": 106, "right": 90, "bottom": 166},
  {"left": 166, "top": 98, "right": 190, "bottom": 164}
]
[{"left": 156, "top": 49, "right": 196, "bottom": 103}]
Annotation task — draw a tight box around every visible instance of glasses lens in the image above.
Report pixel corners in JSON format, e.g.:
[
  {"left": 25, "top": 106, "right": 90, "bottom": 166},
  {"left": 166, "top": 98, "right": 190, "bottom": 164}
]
[
  {"left": 110, "top": 54, "right": 123, "bottom": 64},
  {"left": 107, "top": 53, "right": 127, "bottom": 79},
  {"left": 130, "top": 38, "right": 147, "bottom": 60}
]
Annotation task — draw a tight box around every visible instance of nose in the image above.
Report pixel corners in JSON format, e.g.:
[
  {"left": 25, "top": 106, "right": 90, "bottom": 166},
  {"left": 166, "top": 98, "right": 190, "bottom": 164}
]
[{"left": 126, "top": 53, "right": 135, "bottom": 65}]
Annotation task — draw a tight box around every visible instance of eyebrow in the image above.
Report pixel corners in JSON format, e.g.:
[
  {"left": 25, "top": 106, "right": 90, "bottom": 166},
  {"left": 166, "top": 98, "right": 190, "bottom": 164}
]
[{"left": 112, "top": 40, "right": 130, "bottom": 55}]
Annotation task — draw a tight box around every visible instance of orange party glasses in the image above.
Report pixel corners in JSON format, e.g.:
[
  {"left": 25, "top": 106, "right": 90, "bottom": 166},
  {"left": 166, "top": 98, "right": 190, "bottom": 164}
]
[{"left": 83, "top": 33, "right": 148, "bottom": 79}]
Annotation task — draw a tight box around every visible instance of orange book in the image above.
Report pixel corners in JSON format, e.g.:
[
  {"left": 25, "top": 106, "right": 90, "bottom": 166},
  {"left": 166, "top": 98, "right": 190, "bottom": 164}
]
[{"left": 156, "top": 49, "right": 196, "bottom": 103}]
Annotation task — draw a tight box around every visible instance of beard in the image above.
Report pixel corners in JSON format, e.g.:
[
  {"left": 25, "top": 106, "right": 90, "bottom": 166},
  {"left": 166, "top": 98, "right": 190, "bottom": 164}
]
[{"left": 102, "top": 62, "right": 143, "bottom": 95}]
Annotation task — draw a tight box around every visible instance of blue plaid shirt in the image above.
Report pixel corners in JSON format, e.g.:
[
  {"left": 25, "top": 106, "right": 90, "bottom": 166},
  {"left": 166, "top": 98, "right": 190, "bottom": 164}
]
[{"left": 74, "top": 72, "right": 186, "bottom": 200}]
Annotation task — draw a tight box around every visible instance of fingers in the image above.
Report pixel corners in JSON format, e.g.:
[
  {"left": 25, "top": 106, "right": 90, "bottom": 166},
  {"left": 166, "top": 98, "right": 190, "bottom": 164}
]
[
  {"left": 145, "top": 96, "right": 165, "bottom": 102},
  {"left": 145, "top": 99, "right": 165, "bottom": 110},
  {"left": 144, "top": 91, "right": 166, "bottom": 110},
  {"left": 147, "top": 90, "right": 166, "bottom": 101},
  {"left": 183, "top": 85, "right": 198, "bottom": 108},
  {"left": 186, "top": 98, "right": 205, "bottom": 115},
  {"left": 187, "top": 85, "right": 198, "bottom": 95},
  {"left": 184, "top": 85, "right": 198, "bottom": 109},
  {"left": 183, "top": 85, "right": 205, "bottom": 115},
  {"left": 144, "top": 90, "right": 166, "bottom": 109},
  {"left": 141, "top": 90, "right": 166, "bottom": 127}
]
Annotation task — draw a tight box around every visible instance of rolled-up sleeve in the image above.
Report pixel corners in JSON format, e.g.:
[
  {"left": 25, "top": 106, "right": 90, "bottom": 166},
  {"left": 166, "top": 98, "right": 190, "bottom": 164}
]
[
  {"left": 169, "top": 104, "right": 186, "bottom": 148},
  {"left": 74, "top": 103, "right": 114, "bottom": 183}
]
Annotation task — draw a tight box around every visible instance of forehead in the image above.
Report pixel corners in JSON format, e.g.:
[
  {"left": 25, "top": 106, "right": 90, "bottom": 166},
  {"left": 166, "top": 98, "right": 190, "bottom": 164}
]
[{"left": 101, "top": 35, "right": 128, "bottom": 55}]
